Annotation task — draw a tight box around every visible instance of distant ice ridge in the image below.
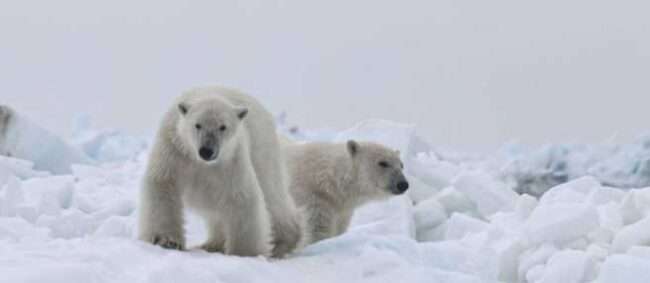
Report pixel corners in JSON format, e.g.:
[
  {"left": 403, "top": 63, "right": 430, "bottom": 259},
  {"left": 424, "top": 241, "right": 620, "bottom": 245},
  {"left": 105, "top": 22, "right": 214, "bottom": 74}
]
[
  {"left": 498, "top": 138, "right": 650, "bottom": 197},
  {"left": 71, "top": 114, "right": 147, "bottom": 163}
]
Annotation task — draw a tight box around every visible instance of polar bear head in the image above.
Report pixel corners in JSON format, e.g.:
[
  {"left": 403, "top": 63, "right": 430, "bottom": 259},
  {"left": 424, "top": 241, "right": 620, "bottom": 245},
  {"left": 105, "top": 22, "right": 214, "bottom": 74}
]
[
  {"left": 347, "top": 140, "right": 409, "bottom": 199},
  {"left": 175, "top": 97, "right": 248, "bottom": 164}
]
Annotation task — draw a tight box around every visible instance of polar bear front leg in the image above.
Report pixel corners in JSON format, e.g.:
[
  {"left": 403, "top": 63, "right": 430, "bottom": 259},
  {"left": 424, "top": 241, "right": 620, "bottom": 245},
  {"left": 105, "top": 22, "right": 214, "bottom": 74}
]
[
  {"left": 305, "top": 202, "right": 337, "bottom": 244},
  {"left": 200, "top": 218, "right": 227, "bottom": 253},
  {"left": 223, "top": 181, "right": 272, "bottom": 257},
  {"left": 138, "top": 178, "right": 185, "bottom": 250}
]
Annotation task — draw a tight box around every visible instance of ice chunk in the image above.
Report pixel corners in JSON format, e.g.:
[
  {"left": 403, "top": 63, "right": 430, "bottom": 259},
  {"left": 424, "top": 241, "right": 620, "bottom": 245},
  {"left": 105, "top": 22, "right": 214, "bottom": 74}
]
[
  {"left": 454, "top": 172, "right": 518, "bottom": 217},
  {"left": 514, "top": 194, "right": 538, "bottom": 220},
  {"left": 631, "top": 188, "right": 650, "bottom": 217},
  {"left": 435, "top": 187, "right": 477, "bottom": 216},
  {"left": 0, "top": 175, "right": 23, "bottom": 216},
  {"left": 416, "top": 223, "right": 447, "bottom": 242},
  {"left": 0, "top": 217, "right": 49, "bottom": 241},
  {"left": 621, "top": 193, "right": 644, "bottom": 225},
  {"left": 445, "top": 213, "right": 489, "bottom": 240},
  {"left": 350, "top": 196, "right": 415, "bottom": 239},
  {"left": 526, "top": 264, "right": 545, "bottom": 283},
  {"left": 0, "top": 155, "right": 49, "bottom": 182},
  {"left": 408, "top": 152, "right": 460, "bottom": 194},
  {"left": 419, "top": 241, "right": 499, "bottom": 280},
  {"left": 413, "top": 197, "right": 447, "bottom": 231},
  {"left": 525, "top": 204, "right": 599, "bottom": 244},
  {"left": 539, "top": 176, "right": 601, "bottom": 205},
  {"left": 588, "top": 186, "right": 625, "bottom": 205},
  {"left": 94, "top": 216, "right": 133, "bottom": 238},
  {"left": 72, "top": 115, "right": 147, "bottom": 162},
  {"left": 492, "top": 237, "right": 526, "bottom": 282},
  {"left": 405, "top": 173, "right": 439, "bottom": 204},
  {"left": 612, "top": 216, "right": 650, "bottom": 253},
  {"left": 36, "top": 208, "right": 98, "bottom": 238},
  {"left": 0, "top": 105, "right": 93, "bottom": 174},
  {"left": 537, "top": 250, "right": 596, "bottom": 283},
  {"left": 597, "top": 255, "right": 650, "bottom": 283},
  {"left": 598, "top": 202, "right": 623, "bottom": 232},
  {"left": 586, "top": 244, "right": 609, "bottom": 261},
  {"left": 518, "top": 244, "right": 558, "bottom": 281},
  {"left": 501, "top": 144, "right": 572, "bottom": 197}
]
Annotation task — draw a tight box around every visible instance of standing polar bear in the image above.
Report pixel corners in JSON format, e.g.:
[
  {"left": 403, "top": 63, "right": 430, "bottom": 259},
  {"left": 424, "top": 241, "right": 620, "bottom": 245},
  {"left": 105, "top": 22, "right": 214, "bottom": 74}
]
[
  {"left": 284, "top": 139, "right": 409, "bottom": 244},
  {"left": 139, "top": 86, "right": 302, "bottom": 257}
]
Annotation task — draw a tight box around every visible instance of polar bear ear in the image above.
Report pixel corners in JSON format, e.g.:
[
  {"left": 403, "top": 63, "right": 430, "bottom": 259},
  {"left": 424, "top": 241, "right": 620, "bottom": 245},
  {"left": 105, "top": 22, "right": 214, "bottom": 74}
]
[
  {"left": 347, "top": 140, "right": 360, "bottom": 157},
  {"left": 236, "top": 107, "right": 249, "bottom": 120},
  {"left": 178, "top": 103, "right": 189, "bottom": 115}
]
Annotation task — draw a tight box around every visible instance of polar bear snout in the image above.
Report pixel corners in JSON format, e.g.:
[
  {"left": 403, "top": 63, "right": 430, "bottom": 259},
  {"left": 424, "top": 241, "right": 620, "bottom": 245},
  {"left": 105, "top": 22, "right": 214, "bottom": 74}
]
[
  {"left": 390, "top": 174, "right": 409, "bottom": 195},
  {"left": 395, "top": 181, "right": 409, "bottom": 194},
  {"left": 199, "top": 147, "right": 217, "bottom": 161}
]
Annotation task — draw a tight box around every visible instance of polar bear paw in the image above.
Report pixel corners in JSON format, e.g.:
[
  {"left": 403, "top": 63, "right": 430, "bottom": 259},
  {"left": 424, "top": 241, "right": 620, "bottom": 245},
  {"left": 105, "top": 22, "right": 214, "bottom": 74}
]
[{"left": 150, "top": 234, "right": 185, "bottom": 250}]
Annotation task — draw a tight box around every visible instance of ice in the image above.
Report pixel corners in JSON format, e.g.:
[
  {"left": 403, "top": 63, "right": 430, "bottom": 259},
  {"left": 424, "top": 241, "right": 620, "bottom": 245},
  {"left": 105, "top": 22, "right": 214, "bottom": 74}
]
[
  {"left": 620, "top": 193, "right": 645, "bottom": 225},
  {"left": 538, "top": 176, "right": 601, "bottom": 205},
  {"left": 435, "top": 187, "right": 478, "bottom": 216},
  {"left": 4, "top": 116, "right": 650, "bottom": 282},
  {"left": 454, "top": 172, "right": 518, "bottom": 217},
  {"left": 514, "top": 194, "right": 538, "bottom": 220},
  {"left": 518, "top": 244, "right": 558, "bottom": 281},
  {"left": 72, "top": 114, "right": 147, "bottom": 162},
  {"left": 597, "top": 255, "right": 650, "bottom": 283},
  {"left": 537, "top": 250, "right": 596, "bottom": 283},
  {"left": 612, "top": 216, "right": 650, "bottom": 253},
  {"left": 408, "top": 152, "right": 460, "bottom": 198},
  {"left": 349, "top": 195, "right": 416, "bottom": 239},
  {"left": 598, "top": 202, "right": 623, "bottom": 232},
  {"left": 0, "top": 106, "right": 93, "bottom": 174},
  {"left": 588, "top": 186, "right": 625, "bottom": 206},
  {"left": 525, "top": 203, "right": 600, "bottom": 244},
  {"left": 406, "top": 172, "right": 440, "bottom": 204},
  {"left": 444, "top": 213, "right": 489, "bottom": 240},
  {"left": 413, "top": 197, "right": 447, "bottom": 237},
  {"left": 0, "top": 155, "right": 49, "bottom": 183}
]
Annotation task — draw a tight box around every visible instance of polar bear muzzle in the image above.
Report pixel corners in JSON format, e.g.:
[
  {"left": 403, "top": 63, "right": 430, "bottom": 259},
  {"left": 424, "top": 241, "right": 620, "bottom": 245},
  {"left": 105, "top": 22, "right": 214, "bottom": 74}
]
[
  {"left": 198, "top": 133, "right": 219, "bottom": 162},
  {"left": 389, "top": 173, "right": 409, "bottom": 195}
]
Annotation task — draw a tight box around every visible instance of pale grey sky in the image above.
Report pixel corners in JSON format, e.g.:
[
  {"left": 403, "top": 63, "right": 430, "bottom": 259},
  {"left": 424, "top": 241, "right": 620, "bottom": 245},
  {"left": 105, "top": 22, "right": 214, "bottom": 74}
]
[{"left": 2, "top": 0, "right": 649, "bottom": 151}]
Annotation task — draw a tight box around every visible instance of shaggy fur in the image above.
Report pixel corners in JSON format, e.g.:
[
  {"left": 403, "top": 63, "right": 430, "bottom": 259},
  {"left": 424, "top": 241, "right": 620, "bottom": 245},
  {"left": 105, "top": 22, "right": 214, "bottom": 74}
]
[
  {"left": 284, "top": 140, "right": 409, "bottom": 244},
  {"left": 139, "top": 86, "right": 303, "bottom": 257}
]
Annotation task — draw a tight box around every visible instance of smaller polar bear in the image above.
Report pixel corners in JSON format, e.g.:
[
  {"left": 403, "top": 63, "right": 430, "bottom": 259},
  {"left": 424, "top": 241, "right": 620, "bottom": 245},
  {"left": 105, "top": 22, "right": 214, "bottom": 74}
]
[
  {"left": 285, "top": 139, "right": 409, "bottom": 244},
  {"left": 139, "top": 86, "right": 302, "bottom": 257}
]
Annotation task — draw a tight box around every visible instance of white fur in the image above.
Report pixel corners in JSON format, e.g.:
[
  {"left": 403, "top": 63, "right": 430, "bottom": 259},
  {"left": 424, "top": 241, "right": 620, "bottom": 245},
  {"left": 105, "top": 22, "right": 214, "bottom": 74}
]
[
  {"left": 139, "top": 86, "right": 303, "bottom": 257},
  {"left": 284, "top": 139, "right": 407, "bottom": 244}
]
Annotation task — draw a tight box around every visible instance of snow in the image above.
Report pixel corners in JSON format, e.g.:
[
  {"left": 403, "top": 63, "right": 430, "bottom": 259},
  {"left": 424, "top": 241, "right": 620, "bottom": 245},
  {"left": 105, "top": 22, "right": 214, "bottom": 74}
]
[{"left": 4, "top": 116, "right": 650, "bottom": 282}]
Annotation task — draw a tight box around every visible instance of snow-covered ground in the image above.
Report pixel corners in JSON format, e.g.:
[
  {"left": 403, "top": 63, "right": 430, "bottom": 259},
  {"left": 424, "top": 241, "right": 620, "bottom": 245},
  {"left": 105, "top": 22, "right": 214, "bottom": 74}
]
[{"left": 2, "top": 116, "right": 650, "bottom": 283}]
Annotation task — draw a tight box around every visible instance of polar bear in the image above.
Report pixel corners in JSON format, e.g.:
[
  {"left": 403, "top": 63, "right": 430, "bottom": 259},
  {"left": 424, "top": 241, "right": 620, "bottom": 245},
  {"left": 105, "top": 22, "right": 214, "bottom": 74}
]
[
  {"left": 284, "top": 139, "right": 409, "bottom": 244},
  {"left": 0, "top": 105, "right": 13, "bottom": 150},
  {"left": 139, "top": 86, "right": 302, "bottom": 257}
]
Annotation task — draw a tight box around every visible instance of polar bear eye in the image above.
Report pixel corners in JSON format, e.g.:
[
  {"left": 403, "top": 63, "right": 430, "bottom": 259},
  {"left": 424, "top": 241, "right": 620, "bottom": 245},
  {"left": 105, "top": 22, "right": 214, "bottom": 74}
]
[
  {"left": 219, "top": 125, "right": 227, "bottom": 131},
  {"left": 195, "top": 124, "right": 202, "bottom": 130},
  {"left": 378, "top": 161, "right": 390, "bottom": 168}
]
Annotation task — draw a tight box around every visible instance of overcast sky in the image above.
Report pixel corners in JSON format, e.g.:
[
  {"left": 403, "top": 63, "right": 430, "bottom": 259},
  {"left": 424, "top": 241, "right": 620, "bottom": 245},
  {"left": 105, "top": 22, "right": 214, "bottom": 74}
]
[{"left": 2, "top": 0, "right": 649, "bottom": 151}]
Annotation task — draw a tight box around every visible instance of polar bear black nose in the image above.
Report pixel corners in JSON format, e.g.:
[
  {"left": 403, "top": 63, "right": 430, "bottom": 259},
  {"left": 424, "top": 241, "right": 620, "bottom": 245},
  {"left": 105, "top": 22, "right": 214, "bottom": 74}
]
[
  {"left": 199, "top": 147, "right": 215, "bottom": 161},
  {"left": 396, "top": 181, "right": 409, "bottom": 193}
]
